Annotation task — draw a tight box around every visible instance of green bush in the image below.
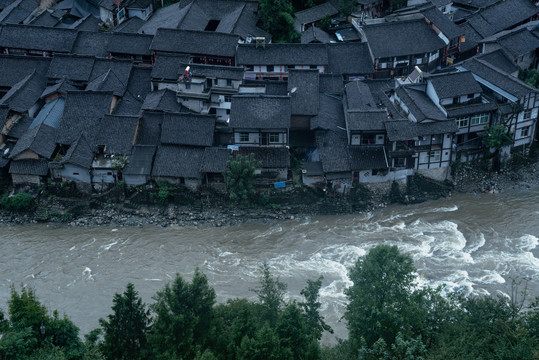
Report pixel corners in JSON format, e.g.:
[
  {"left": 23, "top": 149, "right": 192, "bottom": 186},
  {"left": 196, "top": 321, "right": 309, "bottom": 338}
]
[{"left": 0, "top": 193, "right": 34, "bottom": 211}]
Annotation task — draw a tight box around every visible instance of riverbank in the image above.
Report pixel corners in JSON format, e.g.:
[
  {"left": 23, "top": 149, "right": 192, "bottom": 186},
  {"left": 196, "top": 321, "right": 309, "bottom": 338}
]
[{"left": 1, "top": 153, "right": 539, "bottom": 228}]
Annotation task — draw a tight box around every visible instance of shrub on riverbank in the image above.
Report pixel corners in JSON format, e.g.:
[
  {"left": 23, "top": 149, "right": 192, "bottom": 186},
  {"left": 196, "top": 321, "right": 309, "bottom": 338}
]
[{"left": 0, "top": 192, "right": 34, "bottom": 211}]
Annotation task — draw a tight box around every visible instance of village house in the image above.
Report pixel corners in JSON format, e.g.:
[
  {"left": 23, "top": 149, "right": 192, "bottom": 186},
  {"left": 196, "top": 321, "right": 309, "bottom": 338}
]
[
  {"left": 357, "top": 18, "right": 446, "bottom": 78},
  {"left": 152, "top": 113, "right": 216, "bottom": 188},
  {"left": 150, "top": 28, "right": 239, "bottom": 66},
  {"left": 229, "top": 95, "right": 291, "bottom": 180},
  {"left": 293, "top": 2, "right": 339, "bottom": 33},
  {"left": 176, "top": 63, "right": 244, "bottom": 123},
  {"left": 458, "top": 55, "right": 539, "bottom": 152},
  {"left": 236, "top": 43, "right": 329, "bottom": 81},
  {"left": 138, "top": 0, "right": 269, "bottom": 42},
  {"left": 98, "top": 0, "right": 154, "bottom": 28},
  {"left": 478, "top": 21, "right": 539, "bottom": 71}
]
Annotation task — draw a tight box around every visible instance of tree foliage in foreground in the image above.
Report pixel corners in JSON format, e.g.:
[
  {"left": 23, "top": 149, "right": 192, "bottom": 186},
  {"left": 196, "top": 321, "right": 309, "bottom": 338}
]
[
  {"left": 1, "top": 246, "right": 537, "bottom": 360},
  {"left": 258, "top": 0, "right": 300, "bottom": 43},
  {"left": 225, "top": 153, "right": 261, "bottom": 204}
]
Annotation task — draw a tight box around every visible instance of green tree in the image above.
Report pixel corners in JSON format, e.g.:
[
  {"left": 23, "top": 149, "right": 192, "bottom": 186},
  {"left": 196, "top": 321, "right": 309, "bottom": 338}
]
[
  {"left": 344, "top": 245, "right": 416, "bottom": 349},
  {"left": 338, "top": 0, "right": 356, "bottom": 16},
  {"left": 237, "top": 323, "right": 291, "bottom": 360},
  {"left": 213, "top": 299, "right": 262, "bottom": 358},
  {"left": 482, "top": 124, "right": 513, "bottom": 170},
  {"left": 482, "top": 124, "right": 513, "bottom": 152},
  {"left": 427, "top": 296, "right": 538, "bottom": 360},
  {"left": 0, "top": 286, "right": 84, "bottom": 360},
  {"left": 252, "top": 263, "right": 287, "bottom": 327},
  {"left": 519, "top": 69, "right": 539, "bottom": 88},
  {"left": 99, "top": 283, "right": 151, "bottom": 360},
  {"left": 276, "top": 302, "right": 319, "bottom": 360},
  {"left": 300, "top": 276, "right": 332, "bottom": 341},
  {"left": 225, "top": 154, "right": 261, "bottom": 204},
  {"left": 258, "top": 0, "right": 300, "bottom": 43},
  {"left": 150, "top": 269, "right": 216, "bottom": 359}
]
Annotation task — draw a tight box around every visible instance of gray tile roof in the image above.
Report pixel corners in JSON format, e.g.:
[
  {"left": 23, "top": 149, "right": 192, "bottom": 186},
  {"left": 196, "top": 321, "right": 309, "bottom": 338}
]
[
  {"left": 86, "top": 59, "right": 133, "bottom": 97},
  {"left": 47, "top": 54, "right": 96, "bottom": 82},
  {"left": 242, "top": 80, "right": 289, "bottom": 95},
  {"left": 29, "top": 10, "right": 61, "bottom": 27},
  {"left": 185, "top": 63, "right": 245, "bottom": 81},
  {"left": 363, "top": 79, "right": 401, "bottom": 116},
  {"left": 446, "top": 101, "right": 497, "bottom": 118},
  {"left": 160, "top": 113, "right": 215, "bottom": 147},
  {"left": 95, "top": 115, "right": 139, "bottom": 154},
  {"left": 316, "top": 129, "right": 351, "bottom": 173},
  {"left": 136, "top": 2, "right": 185, "bottom": 34},
  {"left": 0, "top": 71, "right": 46, "bottom": 113},
  {"left": 495, "top": 28, "right": 539, "bottom": 58},
  {"left": 136, "top": 111, "right": 163, "bottom": 145},
  {"left": 385, "top": 119, "right": 457, "bottom": 141},
  {"left": 9, "top": 158, "right": 49, "bottom": 175},
  {"left": 0, "top": 0, "right": 40, "bottom": 25},
  {"left": 0, "top": 105, "right": 8, "bottom": 130},
  {"left": 362, "top": 19, "right": 446, "bottom": 58},
  {"left": 60, "top": 134, "right": 94, "bottom": 169},
  {"left": 6, "top": 115, "right": 32, "bottom": 138},
  {"left": 421, "top": 5, "right": 463, "bottom": 39},
  {"left": 71, "top": 31, "right": 112, "bottom": 57},
  {"left": 319, "top": 74, "right": 343, "bottom": 95},
  {"left": 152, "top": 144, "right": 204, "bottom": 179},
  {"left": 40, "top": 78, "right": 78, "bottom": 99},
  {"left": 114, "top": 16, "right": 145, "bottom": 33},
  {"left": 477, "top": 49, "right": 519, "bottom": 75},
  {"left": 294, "top": 2, "right": 338, "bottom": 25},
  {"left": 347, "top": 110, "right": 387, "bottom": 131},
  {"left": 57, "top": 91, "right": 113, "bottom": 145},
  {"left": 107, "top": 32, "right": 153, "bottom": 56},
  {"left": 236, "top": 43, "right": 329, "bottom": 66},
  {"left": 151, "top": 53, "right": 191, "bottom": 80},
  {"left": 395, "top": 85, "right": 447, "bottom": 122},
  {"left": 113, "top": 66, "right": 152, "bottom": 116},
  {"left": 457, "top": 21, "right": 481, "bottom": 53},
  {"left": 464, "top": 0, "right": 537, "bottom": 38},
  {"left": 427, "top": 71, "right": 482, "bottom": 99},
  {"left": 124, "top": 145, "right": 156, "bottom": 175},
  {"left": 301, "top": 25, "right": 332, "bottom": 44},
  {"left": 0, "top": 24, "right": 77, "bottom": 52},
  {"left": 0, "top": 55, "right": 51, "bottom": 88},
  {"left": 288, "top": 69, "right": 319, "bottom": 116},
  {"left": 200, "top": 147, "right": 229, "bottom": 173},
  {"left": 349, "top": 145, "right": 388, "bottom": 170},
  {"left": 230, "top": 95, "right": 291, "bottom": 129},
  {"left": 141, "top": 89, "right": 185, "bottom": 113},
  {"left": 150, "top": 28, "right": 239, "bottom": 58},
  {"left": 30, "top": 97, "right": 65, "bottom": 129},
  {"left": 302, "top": 161, "right": 323, "bottom": 176},
  {"left": 71, "top": 14, "right": 101, "bottom": 31},
  {"left": 459, "top": 58, "right": 538, "bottom": 99},
  {"left": 237, "top": 146, "right": 290, "bottom": 168},
  {"left": 172, "top": 0, "right": 269, "bottom": 40},
  {"left": 311, "top": 93, "right": 345, "bottom": 130},
  {"left": 9, "top": 123, "right": 56, "bottom": 159},
  {"left": 345, "top": 80, "right": 379, "bottom": 111},
  {"left": 326, "top": 42, "right": 374, "bottom": 76}
]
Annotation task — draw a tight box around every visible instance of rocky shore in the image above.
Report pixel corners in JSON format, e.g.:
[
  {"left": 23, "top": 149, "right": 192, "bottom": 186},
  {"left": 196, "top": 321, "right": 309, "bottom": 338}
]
[{"left": 1, "top": 155, "right": 539, "bottom": 228}]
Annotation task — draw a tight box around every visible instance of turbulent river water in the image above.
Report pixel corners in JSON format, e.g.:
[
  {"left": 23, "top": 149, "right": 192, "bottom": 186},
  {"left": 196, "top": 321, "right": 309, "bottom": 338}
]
[{"left": 1, "top": 186, "right": 538, "bottom": 343}]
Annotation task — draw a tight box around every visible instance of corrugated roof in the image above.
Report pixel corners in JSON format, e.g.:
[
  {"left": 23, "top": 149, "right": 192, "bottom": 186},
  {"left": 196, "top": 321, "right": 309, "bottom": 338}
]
[{"left": 30, "top": 97, "right": 65, "bottom": 129}]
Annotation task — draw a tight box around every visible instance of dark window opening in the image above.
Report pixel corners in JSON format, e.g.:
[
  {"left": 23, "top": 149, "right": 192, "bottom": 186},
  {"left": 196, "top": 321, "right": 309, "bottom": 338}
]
[{"left": 205, "top": 20, "right": 220, "bottom": 31}]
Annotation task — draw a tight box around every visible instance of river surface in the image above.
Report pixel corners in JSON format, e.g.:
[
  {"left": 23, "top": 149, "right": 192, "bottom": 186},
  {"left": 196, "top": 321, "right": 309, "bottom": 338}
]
[{"left": 1, "top": 186, "right": 538, "bottom": 343}]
